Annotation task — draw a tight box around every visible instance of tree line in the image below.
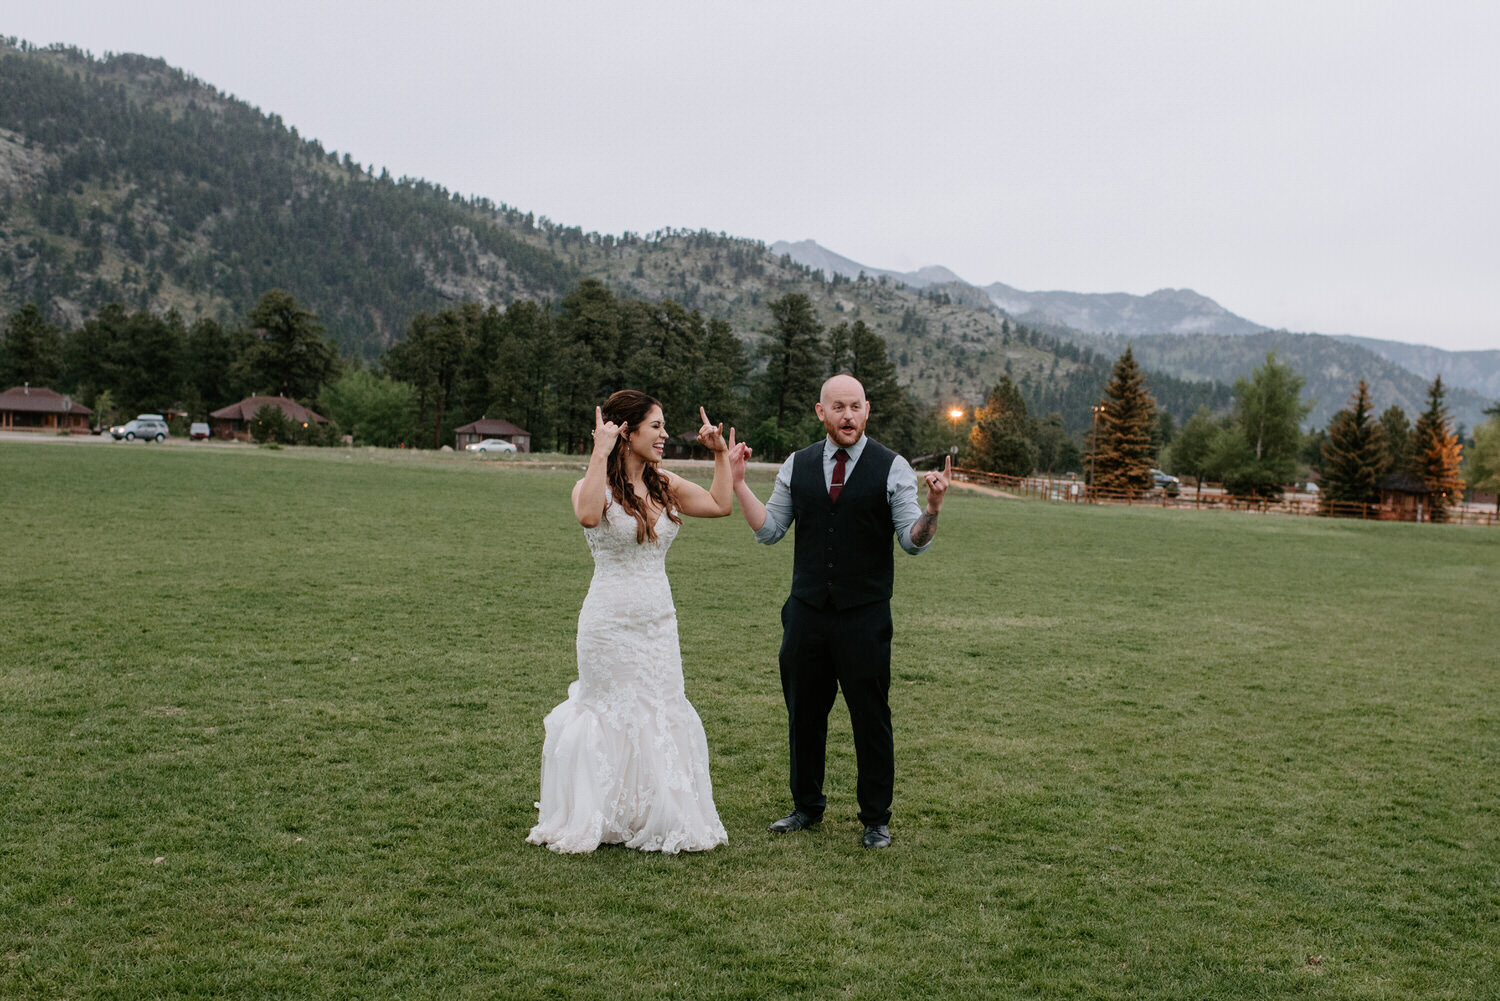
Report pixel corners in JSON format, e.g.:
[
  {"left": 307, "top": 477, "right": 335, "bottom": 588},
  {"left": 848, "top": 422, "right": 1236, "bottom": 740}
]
[
  {"left": 959, "top": 345, "right": 1494, "bottom": 521},
  {"left": 0, "top": 283, "right": 957, "bottom": 457}
]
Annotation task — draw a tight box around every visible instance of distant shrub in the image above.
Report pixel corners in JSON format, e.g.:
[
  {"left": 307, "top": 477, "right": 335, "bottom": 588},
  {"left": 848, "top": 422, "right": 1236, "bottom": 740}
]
[{"left": 250, "top": 403, "right": 293, "bottom": 444}]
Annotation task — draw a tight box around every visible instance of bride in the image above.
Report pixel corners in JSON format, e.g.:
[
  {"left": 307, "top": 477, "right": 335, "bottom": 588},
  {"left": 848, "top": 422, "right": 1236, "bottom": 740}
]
[{"left": 526, "top": 390, "right": 737, "bottom": 854}]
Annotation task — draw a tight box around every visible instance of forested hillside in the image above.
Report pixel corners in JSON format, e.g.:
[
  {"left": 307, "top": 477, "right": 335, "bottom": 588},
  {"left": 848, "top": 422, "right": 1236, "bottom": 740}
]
[
  {"left": 0, "top": 40, "right": 1103, "bottom": 410},
  {"left": 4, "top": 37, "right": 1454, "bottom": 450}
]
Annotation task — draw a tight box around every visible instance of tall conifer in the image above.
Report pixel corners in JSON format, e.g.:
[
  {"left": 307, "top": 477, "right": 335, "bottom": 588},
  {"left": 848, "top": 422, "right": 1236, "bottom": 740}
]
[
  {"left": 1092, "top": 347, "right": 1156, "bottom": 496},
  {"left": 1319, "top": 379, "right": 1386, "bottom": 514},
  {"left": 968, "top": 376, "right": 1037, "bottom": 476},
  {"left": 1408, "top": 376, "right": 1465, "bottom": 521},
  {"left": 1378, "top": 405, "right": 1412, "bottom": 472}
]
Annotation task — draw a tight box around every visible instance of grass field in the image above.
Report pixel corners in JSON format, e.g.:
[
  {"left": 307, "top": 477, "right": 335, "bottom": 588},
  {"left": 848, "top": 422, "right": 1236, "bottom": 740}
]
[{"left": 2, "top": 441, "right": 1497, "bottom": 1000}]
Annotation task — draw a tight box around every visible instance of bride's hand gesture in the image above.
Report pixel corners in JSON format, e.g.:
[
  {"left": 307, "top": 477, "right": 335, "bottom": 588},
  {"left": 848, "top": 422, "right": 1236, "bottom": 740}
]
[
  {"left": 696, "top": 407, "right": 732, "bottom": 453},
  {"left": 593, "top": 406, "right": 625, "bottom": 457}
]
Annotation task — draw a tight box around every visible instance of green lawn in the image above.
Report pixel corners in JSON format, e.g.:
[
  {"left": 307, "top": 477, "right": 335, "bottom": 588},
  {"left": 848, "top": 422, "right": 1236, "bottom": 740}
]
[{"left": 2, "top": 441, "right": 1496, "bottom": 1000}]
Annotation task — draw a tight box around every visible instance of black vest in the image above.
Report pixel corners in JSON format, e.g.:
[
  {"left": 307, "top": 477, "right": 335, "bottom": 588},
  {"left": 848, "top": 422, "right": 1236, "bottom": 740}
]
[{"left": 789, "top": 438, "right": 897, "bottom": 610}]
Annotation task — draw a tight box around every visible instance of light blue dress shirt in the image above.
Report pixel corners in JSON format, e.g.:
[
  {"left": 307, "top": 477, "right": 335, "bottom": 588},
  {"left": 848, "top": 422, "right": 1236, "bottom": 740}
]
[{"left": 751, "top": 435, "right": 931, "bottom": 554}]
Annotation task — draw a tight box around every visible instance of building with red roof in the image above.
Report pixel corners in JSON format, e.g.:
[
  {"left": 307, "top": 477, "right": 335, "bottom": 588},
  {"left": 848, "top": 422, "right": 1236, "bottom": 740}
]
[
  {"left": 0, "top": 385, "right": 93, "bottom": 434},
  {"left": 209, "top": 395, "right": 328, "bottom": 441}
]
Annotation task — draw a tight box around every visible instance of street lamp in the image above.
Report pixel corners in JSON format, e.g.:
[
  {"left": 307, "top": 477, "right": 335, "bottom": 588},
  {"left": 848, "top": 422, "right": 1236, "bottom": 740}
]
[
  {"left": 1089, "top": 403, "right": 1106, "bottom": 501},
  {"left": 948, "top": 407, "right": 964, "bottom": 459}
]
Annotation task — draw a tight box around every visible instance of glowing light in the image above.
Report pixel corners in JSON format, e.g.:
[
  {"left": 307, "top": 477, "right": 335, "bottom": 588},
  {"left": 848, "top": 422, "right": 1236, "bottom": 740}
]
[{"left": 948, "top": 409, "right": 963, "bottom": 420}]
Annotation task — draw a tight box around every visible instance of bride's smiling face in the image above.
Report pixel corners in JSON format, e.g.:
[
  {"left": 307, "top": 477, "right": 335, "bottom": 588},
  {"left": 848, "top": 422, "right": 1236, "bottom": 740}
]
[{"left": 624, "top": 405, "right": 668, "bottom": 465}]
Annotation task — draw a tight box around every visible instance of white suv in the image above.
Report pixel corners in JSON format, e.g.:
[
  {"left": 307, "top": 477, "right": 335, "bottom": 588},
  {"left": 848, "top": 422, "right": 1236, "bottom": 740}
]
[{"left": 110, "top": 414, "right": 170, "bottom": 442}]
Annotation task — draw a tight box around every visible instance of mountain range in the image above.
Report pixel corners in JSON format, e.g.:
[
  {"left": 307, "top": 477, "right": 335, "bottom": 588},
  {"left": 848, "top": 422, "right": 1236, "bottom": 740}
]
[
  {"left": 773, "top": 239, "right": 1496, "bottom": 431},
  {"left": 772, "top": 239, "right": 1267, "bottom": 336},
  {"left": 1, "top": 38, "right": 1493, "bottom": 436}
]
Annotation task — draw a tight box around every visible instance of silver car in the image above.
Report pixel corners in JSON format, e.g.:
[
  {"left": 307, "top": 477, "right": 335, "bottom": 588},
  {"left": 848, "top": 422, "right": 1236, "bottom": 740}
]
[
  {"left": 111, "top": 415, "right": 170, "bottom": 442},
  {"left": 466, "top": 438, "right": 517, "bottom": 453}
]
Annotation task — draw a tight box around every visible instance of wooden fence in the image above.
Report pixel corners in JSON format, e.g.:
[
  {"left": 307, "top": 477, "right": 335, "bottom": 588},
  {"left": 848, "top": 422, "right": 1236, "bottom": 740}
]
[{"left": 953, "top": 468, "right": 1500, "bottom": 527}]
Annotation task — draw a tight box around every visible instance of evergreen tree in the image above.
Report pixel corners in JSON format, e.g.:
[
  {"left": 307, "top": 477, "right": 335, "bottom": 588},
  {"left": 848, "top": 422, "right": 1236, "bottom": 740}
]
[
  {"left": 691, "top": 317, "right": 749, "bottom": 435},
  {"left": 846, "top": 320, "right": 916, "bottom": 451},
  {"left": 183, "top": 317, "right": 251, "bottom": 415},
  {"left": 619, "top": 299, "right": 702, "bottom": 435},
  {"left": 1152, "top": 410, "right": 1175, "bottom": 462},
  {"left": 244, "top": 289, "right": 337, "bottom": 401},
  {"left": 1319, "top": 379, "right": 1387, "bottom": 514},
  {"left": 63, "top": 303, "right": 125, "bottom": 406},
  {"left": 1033, "top": 412, "right": 1082, "bottom": 473},
  {"left": 113, "top": 308, "right": 187, "bottom": 414},
  {"left": 756, "top": 293, "right": 825, "bottom": 453},
  {"left": 825, "top": 321, "right": 855, "bottom": 375},
  {"left": 1408, "top": 376, "right": 1465, "bottom": 521},
  {"left": 967, "top": 376, "right": 1037, "bottom": 476},
  {"left": 0, "top": 304, "right": 64, "bottom": 387},
  {"left": 383, "top": 306, "right": 475, "bottom": 448},
  {"left": 552, "top": 280, "right": 621, "bottom": 451},
  {"left": 1378, "top": 405, "right": 1412, "bottom": 473},
  {"left": 493, "top": 299, "right": 561, "bottom": 450},
  {"left": 1092, "top": 347, "right": 1156, "bottom": 496}
]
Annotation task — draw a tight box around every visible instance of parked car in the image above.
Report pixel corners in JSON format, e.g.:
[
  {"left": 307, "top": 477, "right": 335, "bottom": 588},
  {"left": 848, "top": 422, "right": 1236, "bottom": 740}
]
[
  {"left": 466, "top": 438, "right": 517, "bottom": 453},
  {"left": 110, "top": 415, "right": 170, "bottom": 442},
  {"left": 1150, "top": 468, "right": 1180, "bottom": 489},
  {"left": 189, "top": 422, "right": 211, "bottom": 440}
]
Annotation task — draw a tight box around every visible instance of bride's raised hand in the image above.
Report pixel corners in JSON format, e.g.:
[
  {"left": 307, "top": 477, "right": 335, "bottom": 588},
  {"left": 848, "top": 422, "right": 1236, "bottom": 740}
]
[
  {"left": 696, "top": 406, "right": 727, "bottom": 452},
  {"left": 593, "top": 406, "right": 625, "bottom": 456}
]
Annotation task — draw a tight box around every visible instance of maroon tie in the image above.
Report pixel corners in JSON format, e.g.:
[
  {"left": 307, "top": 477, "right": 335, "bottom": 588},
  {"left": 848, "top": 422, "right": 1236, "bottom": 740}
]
[{"left": 829, "top": 448, "right": 849, "bottom": 503}]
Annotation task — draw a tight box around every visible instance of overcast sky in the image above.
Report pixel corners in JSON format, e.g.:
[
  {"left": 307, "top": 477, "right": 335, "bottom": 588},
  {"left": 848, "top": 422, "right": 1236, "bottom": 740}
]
[{"left": 9, "top": 1, "right": 1499, "bottom": 351}]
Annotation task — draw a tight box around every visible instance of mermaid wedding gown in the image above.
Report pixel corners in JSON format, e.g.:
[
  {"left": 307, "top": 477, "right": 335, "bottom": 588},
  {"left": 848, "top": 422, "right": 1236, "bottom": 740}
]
[{"left": 526, "top": 491, "right": 727, "bottom": 854}]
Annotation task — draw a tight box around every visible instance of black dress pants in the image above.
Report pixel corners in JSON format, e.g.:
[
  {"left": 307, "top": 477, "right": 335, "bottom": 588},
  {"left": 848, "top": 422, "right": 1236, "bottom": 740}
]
[{"left": 778, "top": 595, "right": 894, "bottom": 826}]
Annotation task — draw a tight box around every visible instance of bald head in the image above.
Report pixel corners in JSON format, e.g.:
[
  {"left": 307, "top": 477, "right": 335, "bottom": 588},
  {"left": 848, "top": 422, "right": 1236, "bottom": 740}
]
[
  {"left": 820, "top": 374, "right": 866, "bottom": 407},
  {"left": 816, "top": 374, "right": 870, "bottom": 447}
]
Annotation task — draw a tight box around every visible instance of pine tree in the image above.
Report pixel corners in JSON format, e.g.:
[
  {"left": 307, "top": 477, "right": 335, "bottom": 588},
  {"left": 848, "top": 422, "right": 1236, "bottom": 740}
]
[
  {"left": 245, "top": 289, "right": 337, "bottom": 401},
  {"left": 1378, "top": 405, "right": 1412, "bottom": 473},
  {"left": 1408, "top": 376, "right": 1464, "bottom": 521},
  {"left": 846, "top": 320, "right": 915, "bottom": 451},
  {"left": 1319, "top": 379, "right": 1387, "bottom": 515},
  {"left": 1092, "top": 347, "right": 1156, "bottom": 496},
  {"left": 968, "top": 376, "right": 1037, "bottom": 476},
  {"left": 756, "top": 293, "right": 825, "bottom": 450},
  {"left": 0, "top": 304, "right": 64, "bottom": 387}
]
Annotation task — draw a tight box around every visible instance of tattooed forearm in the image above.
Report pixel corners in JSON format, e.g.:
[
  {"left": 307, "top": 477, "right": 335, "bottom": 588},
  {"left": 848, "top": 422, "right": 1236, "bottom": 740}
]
[{"left": 911, "top": 509, "right": 939, "bottom": 547}]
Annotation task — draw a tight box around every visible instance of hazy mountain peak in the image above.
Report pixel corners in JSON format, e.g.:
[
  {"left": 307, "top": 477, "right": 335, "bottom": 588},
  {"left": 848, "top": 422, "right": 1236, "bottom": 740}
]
[
  {"left": 775, "top": 239, "right": 1266, "bottom": 337},
  {"left": 770, "top": 239, "right": 958, "bottom": 288}
]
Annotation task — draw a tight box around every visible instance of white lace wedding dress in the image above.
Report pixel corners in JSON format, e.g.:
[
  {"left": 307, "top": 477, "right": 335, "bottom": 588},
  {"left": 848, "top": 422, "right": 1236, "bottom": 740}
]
[{"left": 526, "top": 491, "right": 727, "bottom": 854}]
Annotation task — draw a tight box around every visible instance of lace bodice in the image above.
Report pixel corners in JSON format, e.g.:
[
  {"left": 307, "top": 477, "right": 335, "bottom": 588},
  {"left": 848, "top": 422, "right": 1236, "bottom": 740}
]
[
  {"left": 583, "top": 492, "right": 678, "bottom": 572},
  {"left": 575, "top": 491, "right": 682, "bottom": 708}
]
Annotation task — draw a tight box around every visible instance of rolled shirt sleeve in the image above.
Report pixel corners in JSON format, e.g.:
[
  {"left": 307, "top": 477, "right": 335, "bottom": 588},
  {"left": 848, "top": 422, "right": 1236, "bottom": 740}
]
[
  {"left": 752, "top": 455, "right": 797, "bottom": 545},
  {"left": 888, "top": 455, "right": 931, "bottom": 554}
]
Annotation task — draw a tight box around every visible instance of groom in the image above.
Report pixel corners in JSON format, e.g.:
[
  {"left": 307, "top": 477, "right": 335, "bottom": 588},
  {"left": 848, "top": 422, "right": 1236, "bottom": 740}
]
[{"left": 731, "top": 374, "right": 949, "bottom": 849}]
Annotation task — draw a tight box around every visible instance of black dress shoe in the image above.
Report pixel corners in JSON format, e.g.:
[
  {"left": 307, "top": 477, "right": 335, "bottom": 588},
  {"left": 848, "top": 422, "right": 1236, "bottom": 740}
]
[
  {"left": 768, "top": 810, "right": 818, "bottom": 834},
  {"left": 861, "top": 824, "right": 892, "bottom": 849}
]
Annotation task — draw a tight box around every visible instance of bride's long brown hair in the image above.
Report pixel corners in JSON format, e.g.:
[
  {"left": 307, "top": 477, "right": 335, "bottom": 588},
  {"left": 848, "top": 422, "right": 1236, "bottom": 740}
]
[{"left": 603, "top": 389, "right": 681, "bottom": 544}]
